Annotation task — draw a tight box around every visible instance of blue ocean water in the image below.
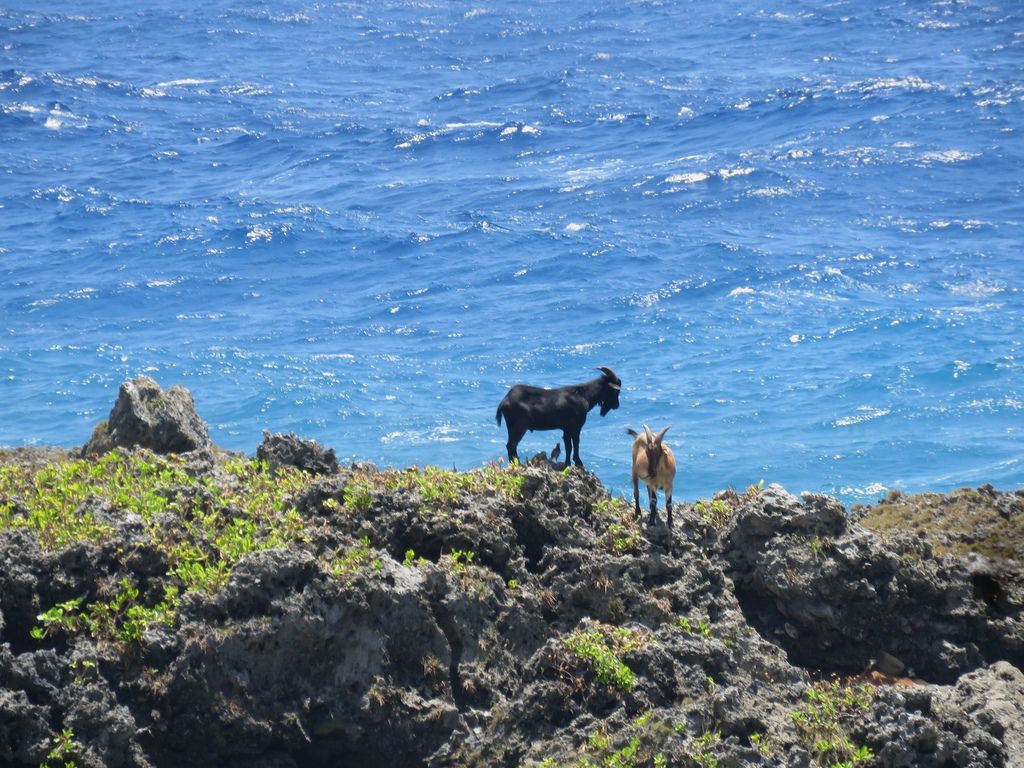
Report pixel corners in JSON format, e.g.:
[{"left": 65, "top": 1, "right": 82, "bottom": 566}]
[{"left": 1, "top": 2, "right": 1022, "bottom": 505}]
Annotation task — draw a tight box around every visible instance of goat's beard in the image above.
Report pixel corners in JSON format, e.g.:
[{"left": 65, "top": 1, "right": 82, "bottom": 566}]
[{"left": 599, "top": 402, "right": 617, "bottom": 416}]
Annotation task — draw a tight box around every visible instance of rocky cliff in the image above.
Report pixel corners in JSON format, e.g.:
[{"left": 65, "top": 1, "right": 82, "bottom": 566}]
[{"left": 1, "top": 378, "right": 1022, "bottom": 768}]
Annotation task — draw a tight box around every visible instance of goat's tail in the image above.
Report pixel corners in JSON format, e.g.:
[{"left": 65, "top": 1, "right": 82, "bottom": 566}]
[{"left": 495, "top": 403, "right": 504, "bottom": 427}]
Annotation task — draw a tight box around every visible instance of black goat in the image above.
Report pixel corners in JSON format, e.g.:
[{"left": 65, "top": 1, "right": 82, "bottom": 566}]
[{"left": 495, "top": 367, "right": 622, "bottom": 467}]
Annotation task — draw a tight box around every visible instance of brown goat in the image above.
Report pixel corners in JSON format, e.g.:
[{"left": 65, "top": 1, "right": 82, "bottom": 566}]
[{"left": 628, "top": 425, "right": 676, "bottom": 527}]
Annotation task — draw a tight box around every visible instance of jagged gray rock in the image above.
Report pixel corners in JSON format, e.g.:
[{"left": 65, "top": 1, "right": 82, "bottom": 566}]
[
  {"left": 722, "top": 484, "right": 1023, "bottom": 683},
  {"left": 82, "top": 376, "right": 212, "bottom": 458},
  {"left": 256, "top": 430, "right": 339, "bottom": 475}
]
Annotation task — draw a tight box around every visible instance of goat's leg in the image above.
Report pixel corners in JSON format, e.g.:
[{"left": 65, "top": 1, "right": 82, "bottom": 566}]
[
  {"left": 632, "top": 475, "right": 641, "bottom": 518},
  {"left": 505, "top": 425, "right": 527, "bottom": 464},
  {"left": 570, "top": 430, "right": 584, "bottom": 467},
  {"left": 666, "top": 492, "right": 673, "bottom": 529},
  {"left": 647, "top": 486, "right": 658, "bottom": 526}
]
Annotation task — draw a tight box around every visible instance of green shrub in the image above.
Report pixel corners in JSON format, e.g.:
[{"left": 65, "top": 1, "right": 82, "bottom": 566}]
[
  {"left": 791, "top": 679, "right": 875, "bottom": 767},
  {"left": 562, "top": 624, "right": 645, "bottom": 692}
]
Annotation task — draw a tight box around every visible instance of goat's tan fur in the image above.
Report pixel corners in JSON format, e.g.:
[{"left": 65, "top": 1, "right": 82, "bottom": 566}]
[{"left": 629, "top": 424, "right": 676, "bottom": 527}]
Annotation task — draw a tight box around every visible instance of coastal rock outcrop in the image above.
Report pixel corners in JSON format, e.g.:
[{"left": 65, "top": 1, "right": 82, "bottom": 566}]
[
  {"left": 722, "top": 485, "right": 1024, "bottom": 683},
  {"left": 256, "top": 430, "right": 339, "bottom": 476},
  {"left": 0, "top": 379, "right": 1022, "bottom": 767},
  {"left": 81, "top": 376, "right": 212, "bottom": 458}
]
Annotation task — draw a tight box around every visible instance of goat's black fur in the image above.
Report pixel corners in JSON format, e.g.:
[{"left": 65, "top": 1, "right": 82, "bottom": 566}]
[{"left": 495, "top": 367, "right": 621, "bottom": 467}]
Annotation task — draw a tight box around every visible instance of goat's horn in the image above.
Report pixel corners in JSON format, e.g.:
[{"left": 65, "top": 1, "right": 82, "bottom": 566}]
[
  {"left": 642, "top": 424, "right": 654, "bottom": 444},
  {"left": 655, "top": 426, "right": 671, "bottom": 445},
  {"left": 596, "top": 367, "right": 621, "bottom": 391}
]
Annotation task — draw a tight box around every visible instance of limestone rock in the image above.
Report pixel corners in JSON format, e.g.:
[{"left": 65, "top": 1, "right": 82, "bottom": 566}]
[
  {"left": 82, "top": 376, "right": 212, "bottom": 457},
  {"left": 256, "top": 431, "right": 339, "bottom": 475}
]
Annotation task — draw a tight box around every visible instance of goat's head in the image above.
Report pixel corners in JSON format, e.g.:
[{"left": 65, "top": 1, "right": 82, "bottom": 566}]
[
  {"left": 639, "top": 424, "right": 670, "bottom": 476},
  {"left": 596, "top": 366, "right": 622, "bottom": 415}
]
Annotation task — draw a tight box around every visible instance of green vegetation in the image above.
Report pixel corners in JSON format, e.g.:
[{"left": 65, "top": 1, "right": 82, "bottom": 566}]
[
  {"left": 593, "top": 496, "right": 642, "bottom": 555},
  {"left": 687, "top": 730, "right": 721, "bottom": 767},
  {"left": 40, "top": 726, "right": 78, "bottom": 768},
  {"left": 403, "top": 548, "right": 428, "bottom": 568},
  {"left": 443, "top": 548, "right": 475, "bottom": 574},
  {"left": 343, "top": 463, "right": 525, "bottom": 515},
  {"left": 695, "top": 498, "right": 732, "bottom": 528},
  {"left": 0, "top": 451, "right": 531, "bottom": 647},
  {"left": 530, "top": 713, "right": 725, "bottom": 768},
  {"left": 333, "top": 536, "right": 384, "bottom": 583},
  {"left": 675, "top": 615, "right": 712, "bottom": 638},
  {"left": 603, "top": 521, "right": 642, "bottom": 555},
  {"left": 532, "top": 711, "right": 675, "bottom": 768},
  {"left": 561, "top": 624, "right": 646, "bottom": 692},
  {"left": 809, "top": 537, "right": 830, "bottom": 560},
  {"left": 1, "top": 451, "right": 318, "bottom": 645},
  {"left": 790, "top": 679, "right": 875, "bottom": 767}
]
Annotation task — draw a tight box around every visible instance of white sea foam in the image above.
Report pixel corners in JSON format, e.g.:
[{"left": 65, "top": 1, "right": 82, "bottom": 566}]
[
  {"left": 850, "top": 75, "right": 943, "bottom": 94},
  {"left": 749, "top": 186, "right": 792, "bottom": 197},
  {"left": 919, "top": 149, "right": 978, "bottom": 165},
  {"left": 718, "top": 167, "right": 755, "bottom": 179},
  {"left": 155, "top": 78, "right": 215, "bottom": 88},
  {"left": 665, "top": 172, "right": 709, "bottom": 184},
  {"left": 947, "top": 280, "right": 1003, "bottom": 298},
  {"left": 381, "top": 426, "right": 459, "bottom": 445},
  {"left": 28, "top": 287, "right": 97, "bottom": 310},
  {"left": 246, "top": 225, "right": 273, "bottom": 242},
  {"left": 176, "top": 312, "right": 224, "bottom": 320},
  {"left": 834, "top": 407, "right": 891, "bottom": 428},
  {"left": 839, "top": 483, "right": 888, "bottom": 497},
  {"left": 2, "top": 103, "right": 42, "bottom": 116},
  {"left": 728, "top": 287, "right": 755, "bottom": 297}
]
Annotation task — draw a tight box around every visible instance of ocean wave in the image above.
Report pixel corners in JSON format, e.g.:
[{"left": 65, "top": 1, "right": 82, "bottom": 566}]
[
  {"left": 834, "top": 407, "right": 892, "bottom": 428},
  {"left": 394, "top": 120, "right": 508, "bottom": 149},
  {"left": 154, "top": 78, "right": 216, "bottom": 88},
  {"left": 44, "top": 104, "right": 88, "bottom": 130},
  {"left": 945, "top": 280, "right": 1004, "bottom": 298},
  {"left": 844, "top": 75, "right": 945, "bottom": 95}
]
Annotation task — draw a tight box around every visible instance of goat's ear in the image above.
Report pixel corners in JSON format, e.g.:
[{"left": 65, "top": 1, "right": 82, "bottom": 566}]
[{"left": 655, "top": 426, "right": 671, "bottom": 445}]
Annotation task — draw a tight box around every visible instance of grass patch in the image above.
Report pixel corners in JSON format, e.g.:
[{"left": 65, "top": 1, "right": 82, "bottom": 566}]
[
  {"left": 859, "top": 487, "right": 1024, "bottom": 561},
  {"left": 341, "top": 463, "right": 525, "bottom": 515},
  {"left": 2, "top": 451, "right": 321, "bottom": 646}
]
